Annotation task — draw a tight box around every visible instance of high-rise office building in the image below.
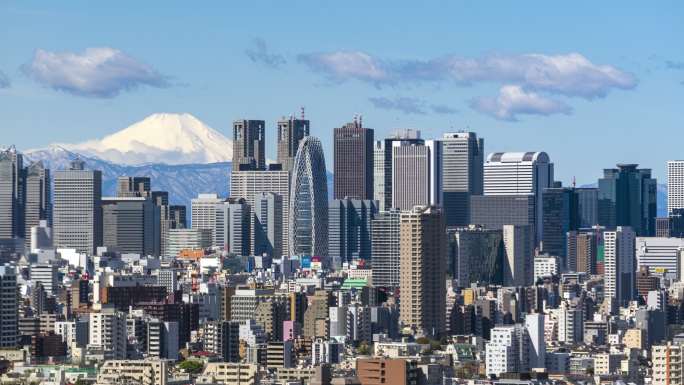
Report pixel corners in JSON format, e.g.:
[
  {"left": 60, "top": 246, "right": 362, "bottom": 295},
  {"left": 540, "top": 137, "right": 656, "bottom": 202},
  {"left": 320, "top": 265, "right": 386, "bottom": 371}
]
[
  {"left": 233, "top": 120, "right": 266, "bottom": 171},
  {"left": 289, "top": 136, "right": 328, "bottom": 257},
  {"left": 503, "top": 225, "right": 534, "bottom": 287},
  {"left": 0, "top": 264, "right": 18, "bottom": 348},
  {"left": 24, "top": 161, "right": 50, "bottom": 250},
  {"left": 150, "top": 191, "right": 168, "bottom": 206},
  {"left": 165, "top": 228, "right": 212, "bottom": 257},
  {"left": 399, "top": 206, "right": 446, "bottom": 337},
  {"left": 231, "top": 169, "right": 290, "bottom": 255},
  {"left": 668, "top": 160, "right": 684, "bottom": 215},
  {"left": 604, "top": 226, "right": 636, "bottom": 308},
  {"left": 102, "top": 197, "right": 160, "bottom": 256},
  {"left": 191, "top": 193, "right": 224, "bottom": 245},
  {"left": 392, "top": 141, "right": 441, "bottom": 211},
  {"left": 441, "top": 132, "right": 484, "bottom": 227},
  {"left": 116, "top": 176, "right": 151, "bottom": 198},
  {"left": 598, "top": 164, "right": 657, "bottom": 236},
  {"left": 450, "top": 225, "right": 504, "bottom": 287},
  {"left": 370, "top": 209, "right": 401, "bottom": 289},
  {"left": 328, "top": 199, "right": 377, "bottom": 267},
  {"left": 373, "top": 129, "right": 423, "bottom": 211},
  {"left": 214, "top": 199, "right": 251, "bottom": 256},
  {"left": 0, "top": 147, "right": 24, "bottom": 241},
  {"left": 470, "top": 195, "right": 536, "bottom": 231},
  {"left": 169, "top": 205, "right": 187, "bottom": 229},
  {"left": 575, "top": 187, "right": 598, "bottom": 228},
  {"left": 53, "top": 159, "right": 102, "bottom": 254},
  {"left": 483, "top": 152, "right": 554, "bottom": 244},
  {"left": 253, "top": 192, "right": 283, "bottom": 258},
  {"left": 541, "top": 187, "right": 577, "bottom": 264},
  {"left": 333, "top": 120, "right": 374, "bottom": 200},
  {"left": 277, "top": 116, "right": 309, "bottom": 172}
]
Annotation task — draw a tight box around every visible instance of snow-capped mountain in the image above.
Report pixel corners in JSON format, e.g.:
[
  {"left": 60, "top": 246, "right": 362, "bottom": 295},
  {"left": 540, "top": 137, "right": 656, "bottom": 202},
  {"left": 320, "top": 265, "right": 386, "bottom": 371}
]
[
  {"left": 24, "top": 145, "right": 232, "bottom": 210},
  {"left": 52, "top": 113, "right": 233, "bottom": 165}
]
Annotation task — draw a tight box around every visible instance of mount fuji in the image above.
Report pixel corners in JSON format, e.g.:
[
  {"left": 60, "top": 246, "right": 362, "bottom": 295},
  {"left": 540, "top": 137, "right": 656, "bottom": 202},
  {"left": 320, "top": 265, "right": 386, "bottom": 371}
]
[
  {"left": 24, "top": 113, "right": 233, "bottom": 210},
  {"left": 52, "top": 113, "right": 233, "bottom": 165}
]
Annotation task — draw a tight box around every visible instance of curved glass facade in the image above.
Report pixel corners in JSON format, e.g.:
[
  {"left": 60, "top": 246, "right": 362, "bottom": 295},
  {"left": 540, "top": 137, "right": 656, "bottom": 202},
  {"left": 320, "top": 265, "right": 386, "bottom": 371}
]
[{"left": 289, "top": 136, "right": 329, "bottom": 257}]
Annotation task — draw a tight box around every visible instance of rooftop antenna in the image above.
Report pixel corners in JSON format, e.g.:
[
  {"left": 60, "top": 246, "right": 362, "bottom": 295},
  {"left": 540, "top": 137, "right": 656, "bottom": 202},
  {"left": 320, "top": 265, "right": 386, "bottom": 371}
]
[
  {"left": 300, "top": 106, "right": 305, "bottom": 120},
  {"left": 572, "top": 176, "right": 576, "bottom": 188},
  {"left": 359, "top": 114, "right": 363, "bottom": 127},
  {"left": 353, "top": 114, "right": 358, "bottom": 125}
]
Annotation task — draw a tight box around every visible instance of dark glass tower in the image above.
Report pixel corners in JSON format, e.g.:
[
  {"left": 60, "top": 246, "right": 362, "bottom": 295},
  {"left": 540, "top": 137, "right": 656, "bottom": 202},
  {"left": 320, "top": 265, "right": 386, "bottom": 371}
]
[
  {"left": 233, "top": 119, "right": 266, "bottom": 171},
  {"left": 598, "top": 164, "right": 657, "bottom": 236},
  {"left": 334, "top": 120, "right": 374, "bottom": 200}
]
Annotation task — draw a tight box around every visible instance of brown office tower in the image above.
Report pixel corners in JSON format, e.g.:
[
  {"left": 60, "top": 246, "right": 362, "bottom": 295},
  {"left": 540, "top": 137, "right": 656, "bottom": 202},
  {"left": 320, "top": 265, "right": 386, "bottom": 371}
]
[
  {"left": 567, "top": 231, "right": 597, "bottom": 274},
  {"left": 399, "top": 206, "right": 446, "bottom": 337},
  {"left": 233, "top": 120, "right": 266, "bottom": 170},
  {"left": 357, "top": 358, "right": 420, "bottom": 385},
  {"left": 277, "top": 116, "right": 310, "bottom": 171},
  {"left": 334, "top": 119, "right": 374, "bottom": 200},
  {"left": 635, "top": 266, "right": 659, "bottom": 298}
]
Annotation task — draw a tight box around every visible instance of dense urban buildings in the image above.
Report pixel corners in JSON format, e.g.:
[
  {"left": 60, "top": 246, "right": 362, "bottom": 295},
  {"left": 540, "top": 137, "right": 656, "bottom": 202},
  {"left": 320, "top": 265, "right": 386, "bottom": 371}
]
[{"left": 0, "top": 114, "right": 681, "bottom": 385}]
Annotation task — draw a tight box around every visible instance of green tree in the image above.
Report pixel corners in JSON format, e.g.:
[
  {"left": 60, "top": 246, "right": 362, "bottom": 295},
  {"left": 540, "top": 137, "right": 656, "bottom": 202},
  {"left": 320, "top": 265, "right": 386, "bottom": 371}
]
[{"left": 178, "top": 360, "right": 204, "bottom": 374}]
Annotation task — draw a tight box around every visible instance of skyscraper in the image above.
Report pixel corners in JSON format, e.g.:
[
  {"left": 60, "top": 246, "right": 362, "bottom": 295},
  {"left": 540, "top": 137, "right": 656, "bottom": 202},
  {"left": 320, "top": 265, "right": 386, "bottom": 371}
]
[
  {"left": 373, "top": 129, "right": 423, "bottom": 211},
  {"left": 214, "top": 198, "right": 251, "bottom": 256},
  {"left": 399, "top": 206, "right": 446, "bottom": 337},
  {"left": 392, "top": 141, "right": 441, "bottom": 211},
  {"left": 598, "top": 164, "right": 657, "bottom": 236},
  {"left": 541, "top": 187, "right": 577, "bottom": 264},
  {"left": 0, "top": 264, "right": 18, "bottom": 348},
  {"left": 450, "top": 225, "right": 504, "bottom": 287},
  {"left": 277, "top": 116, "right": 309, "bottom": 172},
  {"left": 604, "top": 226, "right": 636, "bottom": 308},
  {"left": 24, "top": 161, "right": 50, "bottom": 250},
  {"left": 470, "top": 195, "right": 536, "bottom": 231},
  {"left": 191, "top": 193, "right": 224, "bottom": 246},
  {"left": 53, "top": 159, "right": 102, "bottom": 254},
  {"left": 441, "top": 132, "right": 484, "bottom": 227},
  {"left": 503, "top": 224, "right": 534, "bottom": 287},
  {"left": 575, "top": 187, "right": 598, "bottom": 228},
  {"left": 333, "top": 120, "right": 374, "bottom": 200},
  {"left": 328, "top": 198, "right": 377, "bottom": 267},
  {"left": 253, "top": 192, "right": 283, "bottom": 258},
  {"left": 668, "top": 160, "right": 684, "bottom": 215},
  {"left": 116, "top": 176, "right": 151, "bottom": 198},
  {"left": 231, "top": 169, "right": 290, "bottom": 255},
  {"left": 233, "top": 119, "right": 266, "bottom": 171},
  {"left": 102, "top": 197, "right": 160, "bottom": 256},
  {"left": 370, "top": 209, "right": 401, "bottom": 289},
  {"left": 0, "top": 147, "right": 24, "bottom": 241},
  {"left": 566, "top": 231, "right": 598, "bottom": 274},
  {"left": 289, "top": 136, "right": 328, "bottom": 257},
  {"left": 484, "top": 152, "right": 554, "bottom": 245}
]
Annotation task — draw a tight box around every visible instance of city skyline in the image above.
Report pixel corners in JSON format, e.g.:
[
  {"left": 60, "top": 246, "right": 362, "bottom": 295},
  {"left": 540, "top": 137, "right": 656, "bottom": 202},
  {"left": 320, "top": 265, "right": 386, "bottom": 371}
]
[{"left": 1, "top": 2, "right": 683, "bottom": 185}]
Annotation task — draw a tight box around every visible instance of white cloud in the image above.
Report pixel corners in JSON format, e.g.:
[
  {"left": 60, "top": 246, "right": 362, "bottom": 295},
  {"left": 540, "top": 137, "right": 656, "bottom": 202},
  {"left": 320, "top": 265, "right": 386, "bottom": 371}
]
[
  {"left": 298, "top": 51, "right": 388, "bottom": 84},
  {"left": 470, "top": 85, "right": 572, "bottom": 121},
  {"left": 0, "top": 71, "right": 9, "bottom": 88},
  {"left": 299, "top": 51, "right": 637, "bottom": 99},
  {"left": 22, "top": 47, "right": 170, "bottom": 98}
]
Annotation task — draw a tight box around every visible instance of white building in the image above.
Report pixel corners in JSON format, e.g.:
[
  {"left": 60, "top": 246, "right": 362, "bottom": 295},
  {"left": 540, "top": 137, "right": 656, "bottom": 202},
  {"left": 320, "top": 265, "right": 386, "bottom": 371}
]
[
  {"left": 534, "top": 255, "right": 559, "bottom": 282},
  {"left": 165, "top": 228, "right": 212, "bottom": 257},
  {"left": 191, "top": 193, "right": 224, "bottom": 243},
  {"left": 484, "top": 152, "right": 554, "bottom": 244},
  {"left": 485, "top": 324, "right": 528, "bottom": 377},
  {"left": 88, "top": 307, "right": 127, "bottom": 360},
  {"left": 668, "top": 160, "right": 684, "bottom": 215},
  {"left": 604, "top": 227, "right": 636, "bottom": 308},
  {"left": 29, "top": 263, "right": 58, "bottom": 295},
  {"left": 636, "top": 237, "right": 684, "bottom": 280}
]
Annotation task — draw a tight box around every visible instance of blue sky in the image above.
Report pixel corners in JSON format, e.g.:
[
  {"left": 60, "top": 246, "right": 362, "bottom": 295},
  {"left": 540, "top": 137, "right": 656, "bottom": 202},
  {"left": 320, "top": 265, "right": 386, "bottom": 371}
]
[{"left": 1, "top": 1, "right": 682, "bottom": 184}]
